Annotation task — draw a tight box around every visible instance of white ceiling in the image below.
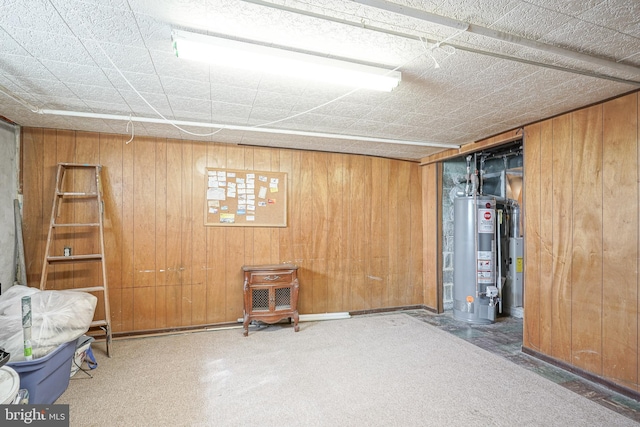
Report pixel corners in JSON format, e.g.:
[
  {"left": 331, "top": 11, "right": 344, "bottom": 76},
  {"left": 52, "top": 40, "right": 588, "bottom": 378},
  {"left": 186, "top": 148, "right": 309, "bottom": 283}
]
[{"left": 0, "top": 0, "right": 638, "bottom": 160}]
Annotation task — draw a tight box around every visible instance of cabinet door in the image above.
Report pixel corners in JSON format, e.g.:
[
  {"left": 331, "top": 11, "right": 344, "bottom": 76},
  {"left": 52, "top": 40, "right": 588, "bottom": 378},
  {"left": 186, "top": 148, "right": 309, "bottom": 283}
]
[
  {"left": 250, "top": 287, "right": 271, "bottom": 312},
  {"left": 273, "top": 285, "right": 293, "bottom": 311}
]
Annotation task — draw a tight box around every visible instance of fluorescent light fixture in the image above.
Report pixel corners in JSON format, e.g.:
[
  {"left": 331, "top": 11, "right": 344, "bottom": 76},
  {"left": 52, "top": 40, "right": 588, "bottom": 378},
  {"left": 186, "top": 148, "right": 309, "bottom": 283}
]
[{"left": 172, "top": 30, "right": 401, "bottom": 92}]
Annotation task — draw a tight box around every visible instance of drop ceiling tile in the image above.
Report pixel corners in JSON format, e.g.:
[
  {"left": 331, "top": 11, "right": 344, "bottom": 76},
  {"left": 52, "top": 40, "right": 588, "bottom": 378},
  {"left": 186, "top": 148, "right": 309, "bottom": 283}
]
[
  {"left": 540, "top": 18, "right": 640, "bottom": 65},
  {"left": 247, "top": 106, "right": 296, "bottom": 123},
  {"left": 211, "top": 101, "right": 252, "bottom": 119},
  {"left": 315, "top": 115, "right": 358, "bottom": 131},
  {"left": 36, "top": 95, "right": 89, "bottom": 111},
  {"left": 0, "top": 53, "right": 58, "bottom": 80},
  {"left": 40, "top": 59, "right": 113, "bottom": 86},
  {"left": 251, "top": 91, "right": 298, "bottom": 111},
  {"left": 577, "top": 0, "right": 640, "bottom": 30},
  {"left": 378, "top": 123, "right": 418, "bottom": 139},
  {"left": 210, "top": 84, "right": 258, "bottom": 106},
  {"left": 80, "top": 40, "right": 157, "bottom": 74},
  {"left": 346, "top": 119, "right": 389, "bottom": 135},
  {"left": 0, "top": 28, "right": 29, "bottom": 55},
  {"left": 490, "top": 4, "right": 575, "bottom": 43},
  {"left": 435, "top": 0, "right": 521, "bottom": 27},
  {"left": 54, "top": 0, "right": 146, "bottom": 47},
  {"left": 521, "top": 0, "right": 603, "bottom": 16},
  {"left": 9, "top": 28, "right": 99, "bottom": 66},
  {"left": 3, "top": 76, "right": 74, "bottom": 100},
  {"left": 0, "top": 0, "right": 74, "bottom": 36},
  {"left": 150, "top": 50, "right": 210, "bottom": 82},
  {"left": 171, "top": 109, "right": 215, "bottom": 123},
  {"left": 160, "top": 75, "right": 212, "bottom": 99},
  {"left": 64, "top": 83, "right": 124, "bottom": 104},
  {"left": 103, "top": 69, "right": 164, "bottom": 93},
  {"left": 168, "top": 96, "right": 212, "bottom": 114}
]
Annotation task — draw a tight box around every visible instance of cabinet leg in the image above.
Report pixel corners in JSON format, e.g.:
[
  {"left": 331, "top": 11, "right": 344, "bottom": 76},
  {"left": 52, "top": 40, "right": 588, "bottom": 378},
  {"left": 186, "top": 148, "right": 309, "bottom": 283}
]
[
  {"left": 293, "top": 311, "right": 299, "bottom": 332},
  {"left": 243, "top": 313, "right": 249, "bottom": 337}
]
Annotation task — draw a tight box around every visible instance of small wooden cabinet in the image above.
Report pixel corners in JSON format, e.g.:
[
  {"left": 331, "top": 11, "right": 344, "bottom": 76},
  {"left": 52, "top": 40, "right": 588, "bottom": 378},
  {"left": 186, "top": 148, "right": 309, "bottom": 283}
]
[{"left": 242, "top": 264, "right": 300, "bottom": 336}]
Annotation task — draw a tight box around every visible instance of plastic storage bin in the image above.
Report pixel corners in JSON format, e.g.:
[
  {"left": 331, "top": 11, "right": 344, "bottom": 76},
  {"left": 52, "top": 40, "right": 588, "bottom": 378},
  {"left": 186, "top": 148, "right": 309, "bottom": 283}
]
[
  {"left": 7, "top": 340, "right": 75, "bottom": 404},
  {"left": 0, "top": 366, "right": 20, "bottom": 404}
]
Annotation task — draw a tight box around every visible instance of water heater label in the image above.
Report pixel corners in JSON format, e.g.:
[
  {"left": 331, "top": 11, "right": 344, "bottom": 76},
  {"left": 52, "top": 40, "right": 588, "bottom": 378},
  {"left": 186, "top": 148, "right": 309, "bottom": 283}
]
[
  {"left": 478, "top": 209, "right": 494, "bottom": 233},
  {"left": 477, "top": 271, "right": 493, "bottom": 283}
]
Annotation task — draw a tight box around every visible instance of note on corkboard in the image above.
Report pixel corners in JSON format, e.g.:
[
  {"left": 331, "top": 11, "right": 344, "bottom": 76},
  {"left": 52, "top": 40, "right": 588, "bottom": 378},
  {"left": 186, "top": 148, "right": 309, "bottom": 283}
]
[{"left": 204, "top": 168, "right": 287, "bottom": 227}]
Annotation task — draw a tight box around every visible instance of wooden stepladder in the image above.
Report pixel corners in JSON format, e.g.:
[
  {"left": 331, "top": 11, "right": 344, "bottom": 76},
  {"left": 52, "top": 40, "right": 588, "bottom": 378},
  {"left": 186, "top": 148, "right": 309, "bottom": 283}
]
[{"left": 40, "top": 163, "right": 112, "bottom": 357}]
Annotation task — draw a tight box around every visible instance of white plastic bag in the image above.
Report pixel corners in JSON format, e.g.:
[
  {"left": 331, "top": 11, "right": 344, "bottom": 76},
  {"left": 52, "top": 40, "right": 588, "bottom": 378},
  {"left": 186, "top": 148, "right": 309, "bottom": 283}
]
[{"left": 0, "top": 286, "right": 97, "bottom": 362}]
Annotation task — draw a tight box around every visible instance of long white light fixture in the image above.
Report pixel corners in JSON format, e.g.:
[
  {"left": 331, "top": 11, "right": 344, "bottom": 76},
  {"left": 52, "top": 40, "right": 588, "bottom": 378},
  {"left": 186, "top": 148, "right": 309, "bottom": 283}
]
[{"left": 171, "top": 30, "right": 401, "bottom": 92}]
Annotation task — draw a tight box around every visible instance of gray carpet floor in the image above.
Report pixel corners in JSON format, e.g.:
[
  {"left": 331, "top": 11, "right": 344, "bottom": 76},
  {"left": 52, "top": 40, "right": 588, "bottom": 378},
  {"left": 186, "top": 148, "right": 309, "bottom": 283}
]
[{"left": 59, "top": 313, "right": 636, "bottom": 426}]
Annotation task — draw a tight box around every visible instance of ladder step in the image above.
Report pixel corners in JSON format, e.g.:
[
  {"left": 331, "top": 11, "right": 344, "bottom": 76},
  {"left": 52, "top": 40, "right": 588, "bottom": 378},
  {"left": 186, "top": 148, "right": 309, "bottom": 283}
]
[
  {"left": 67, "top": 286, "right": 106, "bottom": 293},
  {"left": 90, "top": 320, "right": 108, "bottom": 328},
  {"left": 52, "top": 223, "right": 100, "bottom": 227},
  {"left": 58, "top": 162, "right": 101, "bottom": 168},
  {"left": 47, "top": 254, "right": 103, "bottom": 263},
  {"left": 56, "top": 192, "right": 99, "bottom": 197}
]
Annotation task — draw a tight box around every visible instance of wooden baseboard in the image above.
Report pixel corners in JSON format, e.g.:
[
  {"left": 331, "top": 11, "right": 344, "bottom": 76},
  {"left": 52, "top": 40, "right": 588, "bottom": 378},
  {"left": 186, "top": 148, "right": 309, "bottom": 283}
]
[
  {"left": 522, "top": 346, "right": 640, "bottom": 402},
  {"left": 349, "top": 304, "right": 436, "bottom": 316}
]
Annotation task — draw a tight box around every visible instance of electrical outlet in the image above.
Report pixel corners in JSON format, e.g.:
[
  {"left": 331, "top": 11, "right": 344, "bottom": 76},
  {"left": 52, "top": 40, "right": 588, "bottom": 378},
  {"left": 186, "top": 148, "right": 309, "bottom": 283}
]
[{"left": 64, "top": 247, "right": 72, "bottom": 257}]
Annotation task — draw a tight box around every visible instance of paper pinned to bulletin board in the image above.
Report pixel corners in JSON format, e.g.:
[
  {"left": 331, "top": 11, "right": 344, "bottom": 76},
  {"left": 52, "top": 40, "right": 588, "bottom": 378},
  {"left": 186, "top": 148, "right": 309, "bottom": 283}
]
[{"left": 205, "top": 168, "right": 287, "bottom": 227}]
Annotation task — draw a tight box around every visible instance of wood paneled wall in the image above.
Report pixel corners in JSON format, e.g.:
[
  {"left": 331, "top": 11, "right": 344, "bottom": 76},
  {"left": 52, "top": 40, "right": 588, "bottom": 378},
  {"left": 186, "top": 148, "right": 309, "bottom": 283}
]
[
  {"left": 523, "top": 92, "right": 639, "bottom": 392},
  {"left": 21, "top": 128, "right": 424, "bottom": 333},
  {"left": 421, "top": 162, "right": 442, "bottom": 312}
]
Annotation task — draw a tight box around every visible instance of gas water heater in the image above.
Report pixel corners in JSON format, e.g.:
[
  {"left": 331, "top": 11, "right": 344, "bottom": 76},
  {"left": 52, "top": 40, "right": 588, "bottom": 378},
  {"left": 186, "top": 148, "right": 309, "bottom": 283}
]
[{"left": 453, "top": 196, "right": 499, "bottom": 324}]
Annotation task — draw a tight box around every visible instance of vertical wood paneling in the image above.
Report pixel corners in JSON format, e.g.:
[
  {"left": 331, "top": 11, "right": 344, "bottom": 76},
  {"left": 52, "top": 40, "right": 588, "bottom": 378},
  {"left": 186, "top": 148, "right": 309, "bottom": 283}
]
[
  {"left": 278, "top": 149, "right": 295, "bottom": 265},
  {"left": 298, "top": 151, "right": 314, "bottom": 313},
  {"left": 312, "top": 152, "right": 328, "bottom": 313},
  {"left": 602, "top": 94, "right": 638, "bottom": 389},
  {"left": 190, "top": 142, "right": 208, "bottom": 325},
  {"left": 409, "top": 160, "right": 423, "bottom": 304},
  {"left": 388, "top": 161, "right": 400, "bottom": 307},
  {"left": 363, "top": 157, "right": 374, "bottom": 308},
  {"left": 21, "top": 129, "right": 425, "bottom": 338},
  {"left": 154, "top": 138, "right": 167, "bottom": 328},
  {"left": 340, "top": 153, "right": 352, "bottom": 310},
  {"left": 396, "top": 162, "right": 412, "bottom": 305},
  {"left": 369, "top": 157, "right": 386, "bottom": 309},
  {"left": 422, "top": 163, "right": 441, "bottom": 311},
  {"left": 132, "top": 137, "right": 156, "bottom": 330},
  {"left": 224, "top": 146, "right": 245, "bottom": 321},
  {"left": 524, "top": 122, "right": 542, "bottom": 351},
  {"left": 21, "top": 128, "right": 44, "bottom": 287},
  {"left": 253, "top": 147, "right": 275, "bottom": 265},
  {"left": 571, "top": 104, "right": 603, "bottom": 374},
  {"left": 551, "top": 114, "right": 572, "bottom": 363},
  {"left": 522, "top": 92, "right": 640, "bottom": 392},
  {"left": 42, "top": 130, "right": 57, "bottom": 292},
  {"left": 365, "top": 158, "right": 386, "bottom": 307},
  {"left": 349, "top": 155, "right": 366, "bottom": 311},
  {"left": 269, "top": 149, "right": 281, "bottom": 264},
  {"left": 74, "top": 132, "right": 103, "bottom": 321},
  {"left": 539, "top": 120, "right": 554, "bottom": 355},
  {"left": 180, "top": 141, "right": 193, "bottom": 326},
  {"left": 165, "top": 140, "right": 183, "bottom": 327},
  {"left": 53, "top": 130, "right": 75, "bottom": 290},
  {"left": 327, "top": 153, "right": 345, "bottom": 312},
  {"left": 100, "top": 134, "right": 124, "bottom": 331},
  {"left": 206, "top": 143, "right": 226, "bottom": 324},
  {"left": 120, "top": 137, "right": 135, "bottom": 331}
]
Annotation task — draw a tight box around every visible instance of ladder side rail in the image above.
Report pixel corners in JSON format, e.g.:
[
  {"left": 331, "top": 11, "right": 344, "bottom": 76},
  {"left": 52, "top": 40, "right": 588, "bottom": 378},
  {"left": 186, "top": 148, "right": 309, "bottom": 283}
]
[
  {"left": 95, "top": 166, "right": 112, "bottom": 356},
  {"left": 40, "top": 164, "right": 65, "bottom": 290}
]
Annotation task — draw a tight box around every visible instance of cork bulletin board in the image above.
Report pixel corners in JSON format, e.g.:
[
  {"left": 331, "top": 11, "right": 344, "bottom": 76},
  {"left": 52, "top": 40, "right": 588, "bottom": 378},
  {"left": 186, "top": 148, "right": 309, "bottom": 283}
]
[{"left": 204, "top": 168, "right": 287, "bottom": 227}]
